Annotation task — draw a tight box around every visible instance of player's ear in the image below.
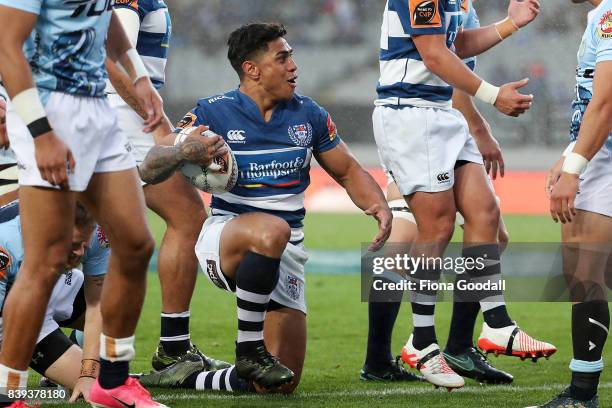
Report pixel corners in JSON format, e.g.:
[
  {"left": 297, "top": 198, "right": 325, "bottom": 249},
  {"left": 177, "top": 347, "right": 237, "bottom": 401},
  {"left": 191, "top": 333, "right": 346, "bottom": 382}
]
[{"left": 241, "top": 60, "right": 260, "bottom": 81}]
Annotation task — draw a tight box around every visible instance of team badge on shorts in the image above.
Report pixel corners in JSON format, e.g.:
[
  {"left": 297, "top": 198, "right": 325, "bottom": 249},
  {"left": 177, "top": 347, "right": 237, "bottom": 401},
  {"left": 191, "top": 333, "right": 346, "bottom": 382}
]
[
  {"left": 286, "top": 274, "right": 302, "bottom": 301},
  {"left": 288, "top": 123, "right": 313, "bottom": 147},
  {"left": 206, "top": 260, "right": 228, "bottom": 291}
]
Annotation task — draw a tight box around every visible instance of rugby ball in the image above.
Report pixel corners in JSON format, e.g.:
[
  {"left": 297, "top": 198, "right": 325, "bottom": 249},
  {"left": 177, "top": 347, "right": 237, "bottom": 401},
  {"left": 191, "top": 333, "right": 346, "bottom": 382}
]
[{"left": 174, "top": 126, "right": 238, "bottom": 194}]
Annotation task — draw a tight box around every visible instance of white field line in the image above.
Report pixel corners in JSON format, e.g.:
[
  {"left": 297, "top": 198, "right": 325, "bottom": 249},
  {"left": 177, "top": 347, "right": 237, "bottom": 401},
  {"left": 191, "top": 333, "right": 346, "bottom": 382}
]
[{"left": 149, "top": 382, "right": 612, "bottom": 401}]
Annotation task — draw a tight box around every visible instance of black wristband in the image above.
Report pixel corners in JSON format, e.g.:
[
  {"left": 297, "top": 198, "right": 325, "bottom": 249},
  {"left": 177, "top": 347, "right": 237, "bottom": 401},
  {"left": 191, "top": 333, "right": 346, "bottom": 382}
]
[{"left": 27, "top": 117, "right": 52, "bottom": 138}]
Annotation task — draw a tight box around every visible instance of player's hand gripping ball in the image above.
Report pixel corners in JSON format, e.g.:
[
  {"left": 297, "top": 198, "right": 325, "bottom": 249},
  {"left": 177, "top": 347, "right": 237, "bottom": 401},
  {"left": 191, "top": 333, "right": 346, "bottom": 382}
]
[{"left": 174, "top": 126, "right": 238, "bottom": 194}]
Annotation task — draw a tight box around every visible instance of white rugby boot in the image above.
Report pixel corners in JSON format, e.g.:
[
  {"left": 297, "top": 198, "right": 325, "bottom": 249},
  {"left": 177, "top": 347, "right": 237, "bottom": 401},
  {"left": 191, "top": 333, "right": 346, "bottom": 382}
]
[
  {"left": 400, "top": 335, "right": 464, "bottom": 391},
  {"left": 477, "top": 322, "right": 557, "bottom": 362}
]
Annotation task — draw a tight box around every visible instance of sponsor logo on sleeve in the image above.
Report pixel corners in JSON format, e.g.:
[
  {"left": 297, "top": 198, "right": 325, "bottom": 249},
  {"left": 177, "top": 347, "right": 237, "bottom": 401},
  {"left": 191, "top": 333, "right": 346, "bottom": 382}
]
[
  {"left": 176, "top": 112, "right": 197, "bottom": 129},
  {"left": 326, "top": 114, "right": 337, "bottom": 143},
  {"left": 0, "top": 247, "right": 11, "bottom": 280},
  {"left": 597, "top": 10, "right": 612, "bottom": 38},
  {"left": 409, "top": 0, "right": 442, "bottom": 28},
  {"left": 97, "top": 226, "right": 111, "bottom": 248}
]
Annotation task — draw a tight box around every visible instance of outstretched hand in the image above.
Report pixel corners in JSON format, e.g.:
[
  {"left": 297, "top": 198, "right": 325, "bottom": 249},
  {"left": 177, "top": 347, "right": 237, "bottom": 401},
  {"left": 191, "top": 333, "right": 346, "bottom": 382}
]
[{"left": 365, "top": 203, "right": 392, "bottom": 251}]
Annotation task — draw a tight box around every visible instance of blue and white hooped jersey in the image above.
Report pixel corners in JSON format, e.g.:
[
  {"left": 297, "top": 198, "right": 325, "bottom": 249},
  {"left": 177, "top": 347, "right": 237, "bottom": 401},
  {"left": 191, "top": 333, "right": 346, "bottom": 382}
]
[
  {"left": 114, "top": 0, "right": 171, "bottom": 89},
  {"left": 176, "top": 90, "right": 342, "bottom": 243},
  {"left": 0, "top": 0, "right": 114, "bottom": 99},
  {"left": 571, "top": 0, "right": 612, "bottom": 149},
  {"left": 376, "top": 0, "right": 465, "bottom": 108}
]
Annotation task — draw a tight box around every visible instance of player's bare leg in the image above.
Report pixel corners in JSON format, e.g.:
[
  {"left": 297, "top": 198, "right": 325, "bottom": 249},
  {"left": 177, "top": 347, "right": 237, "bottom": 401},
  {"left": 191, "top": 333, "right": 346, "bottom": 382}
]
[
  {"left": 401, "top": 190, "right": 464, "bottom": 389},
  {"left": 263, "top": 307, "right": 306, "bottom": 394},
  {"left": 454, "top": 163, "right": 555, "bottom": 360},
  {"left": 78, "top": 169, "right": 154, "bottom": 392},
  {"left": 214, "top": 213, "right": 294, "bottom": 388},
  {"left": 144, "top": 173, "right": 228, "bottom": 371},
  {"left": 0, "top": 187, "right": 74, "bottom": 388},
  {"left": 541, "top": 211, "right": 611, "bottom": 407}
]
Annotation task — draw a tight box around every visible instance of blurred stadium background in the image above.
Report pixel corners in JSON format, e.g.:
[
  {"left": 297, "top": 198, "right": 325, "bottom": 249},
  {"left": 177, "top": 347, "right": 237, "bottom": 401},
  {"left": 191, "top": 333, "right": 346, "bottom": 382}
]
[
  {"left": 161, "top": 0, "right": 591, "bottom": 216},
  {"left": 85, "top": 3, "right": 609, "bottom": 407}
]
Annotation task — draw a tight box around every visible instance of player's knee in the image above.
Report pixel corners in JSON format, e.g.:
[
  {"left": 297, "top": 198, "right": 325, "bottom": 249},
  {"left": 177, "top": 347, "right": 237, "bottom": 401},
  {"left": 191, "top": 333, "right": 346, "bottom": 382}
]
[
  {"left": 421, "top": 218, "right": 455, "bottom": 242},
  {"left": 114, "top": 231, "right": 155, "bottom": 263},
  {"left": 24, "top": 242, "right": 71, "bottom": 281},
  {"left": 465, "top": 203, "right": 500, "bottom": 230},
  {"left": 249, "top": 217, "right": 291, "bottom": 257}
]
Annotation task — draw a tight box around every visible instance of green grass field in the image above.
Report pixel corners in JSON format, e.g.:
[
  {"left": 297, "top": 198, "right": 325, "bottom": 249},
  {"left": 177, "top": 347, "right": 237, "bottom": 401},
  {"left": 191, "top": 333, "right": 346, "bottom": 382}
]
[{"left": 48, "top": 213, "right": 609, "bottom": 407}]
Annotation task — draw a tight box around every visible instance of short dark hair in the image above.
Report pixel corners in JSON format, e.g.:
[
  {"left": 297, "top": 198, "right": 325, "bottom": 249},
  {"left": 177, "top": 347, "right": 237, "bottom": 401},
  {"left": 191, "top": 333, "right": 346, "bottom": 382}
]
[
  {"left": 227, "top": 22, "right": 287, "bottom": 78},
  {"left": 75, "top": 201, "right": 95, "bottom": 230}
]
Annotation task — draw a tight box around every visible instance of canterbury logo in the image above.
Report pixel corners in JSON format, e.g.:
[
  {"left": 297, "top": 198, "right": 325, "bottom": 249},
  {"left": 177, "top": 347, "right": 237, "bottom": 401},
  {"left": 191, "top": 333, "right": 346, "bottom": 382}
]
[
  {"left": 436, "top": 172, "right": 450, "bottom": 182},
  {"left": 226, "top": 130, "right": 246, "bottom": 142}
]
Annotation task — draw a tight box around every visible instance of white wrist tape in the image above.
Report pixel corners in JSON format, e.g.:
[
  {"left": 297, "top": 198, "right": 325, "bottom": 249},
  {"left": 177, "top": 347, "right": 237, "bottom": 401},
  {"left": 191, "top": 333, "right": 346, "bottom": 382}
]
[
  {"left": 562, "top": 141, "right": 576, "bottom": 157},
  {"left": 124, "top": 48, "right": 148, "bottom": 83},
  {"left": 562, "top": 152, "right": 589, "bottom": 175},
  {"left": 474, "top": 80, "right": 500, "bottom": 105},
  {"left": 12, "top": 87, "right": 46, "bottom": 125}
]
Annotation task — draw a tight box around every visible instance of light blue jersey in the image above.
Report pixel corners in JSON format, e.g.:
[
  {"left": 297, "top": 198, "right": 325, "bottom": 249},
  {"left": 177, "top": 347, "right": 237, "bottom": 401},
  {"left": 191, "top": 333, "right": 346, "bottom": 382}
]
[
  {"left": 83, "top": 224, "right": 110, "bottom": 276},
  {"left": 114, "top": 0, "right": 171, "bottom": 89},
  {"left": 571, "top": 0, "right": 612, "bottom": 149},
  {"left": 0, "top": 0, "right": 114, "bottom": 98},
  {"left": 376, "top": 0, "right": 465, "bottom": 108},
  {"left": 0, "top": 211, "right": 109, "bottom": 310},
  {"left": 461, "top": 0, "right": 479, "bottom": 71}
]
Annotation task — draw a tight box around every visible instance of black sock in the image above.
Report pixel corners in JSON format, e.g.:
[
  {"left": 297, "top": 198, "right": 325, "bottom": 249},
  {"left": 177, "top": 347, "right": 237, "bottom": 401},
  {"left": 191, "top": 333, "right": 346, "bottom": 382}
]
[
  {"left": 99, "top": 359, "right": 129, "bottom": 389},
  {"left": 160, "top": 311, "right": 191, "bottom": 356},
  {"left": 572, "top": 301, "right": 609, "bottom": 362},
  {"left": 235, "top": 251, "right": 280, "bottom": 352},
  {"left": 365, "top": 300, "right": 401, "bottom": 370},
  {"left": 570, "top": 371, "right": 600, "bottom": 401},
  {"left": 445, "top": 301, "right": 480, "bottom": 355},
  {"left": 482, "top": 305, "right": 513, "bottom": 328},
  {"left": 568, "top": 301, "right": 609, "bottom": 401}
]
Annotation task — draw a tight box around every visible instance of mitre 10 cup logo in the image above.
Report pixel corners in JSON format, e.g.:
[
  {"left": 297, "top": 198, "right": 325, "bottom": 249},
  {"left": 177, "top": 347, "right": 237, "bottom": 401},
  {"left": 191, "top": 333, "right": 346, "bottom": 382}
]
[
  {"left": 598, "top": 10, "right": 612, "bottom": 39},
  {"left": 409, "top": 0, "right": 441, "bottom": 28}
]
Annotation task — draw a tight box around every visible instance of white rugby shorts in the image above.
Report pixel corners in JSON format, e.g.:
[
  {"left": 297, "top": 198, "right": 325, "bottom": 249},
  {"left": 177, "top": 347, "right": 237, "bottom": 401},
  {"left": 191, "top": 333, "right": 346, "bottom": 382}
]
[
  {"left": 195, "top": 214, "right": 309, "bottom": 314},
  {"left": 7, "top": 92, "right": 135, "bottom": 192},
  {"left": 107, "top": 93, "right": 154, "bottom": 166},
  {"left": 0, "top": 269, "right": 84, "bottom": 345},
  {"left": 373, "top": 105, "right": 482, "bottom": 196},
  {"left": 575, "top": 144, "right": 612, "bottom": 217}
]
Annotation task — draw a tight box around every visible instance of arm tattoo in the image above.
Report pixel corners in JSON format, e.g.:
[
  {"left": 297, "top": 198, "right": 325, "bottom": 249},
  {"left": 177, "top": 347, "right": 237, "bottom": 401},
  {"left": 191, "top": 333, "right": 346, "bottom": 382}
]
[{"left": 138, "top": 145, "right": 184, "bottom": 184}]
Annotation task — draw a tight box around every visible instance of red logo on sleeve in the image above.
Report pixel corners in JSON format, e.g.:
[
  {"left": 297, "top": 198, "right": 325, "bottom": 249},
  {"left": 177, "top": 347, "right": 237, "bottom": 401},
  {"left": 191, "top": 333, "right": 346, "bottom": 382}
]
[{"left": 327, "top": 114, "right": 338, "bottom": 142}]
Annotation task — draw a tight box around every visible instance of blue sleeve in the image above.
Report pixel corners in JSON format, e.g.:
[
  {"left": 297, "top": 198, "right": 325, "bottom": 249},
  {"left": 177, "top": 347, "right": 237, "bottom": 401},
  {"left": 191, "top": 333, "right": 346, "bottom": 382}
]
[
  {"left": 174, "top": 102, "right": 207, "bottom": 133},
  {"left": 310, "top": 102, "right": 341, "bottom": 153},
  {"left": 82, "top": 226, "right": 109, "bottom": 277},
  {"left": 0, "top": 0, "right": 41, "bottom": 14},
  {"left": 114, "top": 0, "right": 144, "bottom": 21},
  {"left": 391, "top": 0, "right": 446, "bottom": 36}
]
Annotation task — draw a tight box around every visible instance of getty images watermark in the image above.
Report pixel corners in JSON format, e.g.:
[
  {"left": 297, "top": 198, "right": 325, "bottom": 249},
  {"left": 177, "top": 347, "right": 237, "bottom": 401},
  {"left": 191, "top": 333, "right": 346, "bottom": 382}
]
[{"left": 361, "top": 243, "right": 612, "bottom": 302}]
